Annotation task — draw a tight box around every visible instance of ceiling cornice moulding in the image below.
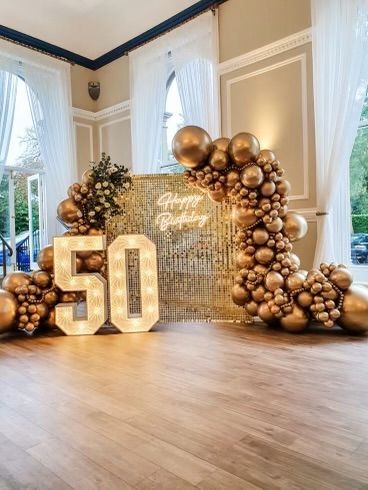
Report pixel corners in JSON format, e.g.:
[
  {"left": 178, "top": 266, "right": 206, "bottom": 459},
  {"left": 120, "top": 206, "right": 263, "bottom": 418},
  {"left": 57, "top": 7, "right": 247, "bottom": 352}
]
[{"left": 73, "top": 100, "right": 131, "bottom": 121}]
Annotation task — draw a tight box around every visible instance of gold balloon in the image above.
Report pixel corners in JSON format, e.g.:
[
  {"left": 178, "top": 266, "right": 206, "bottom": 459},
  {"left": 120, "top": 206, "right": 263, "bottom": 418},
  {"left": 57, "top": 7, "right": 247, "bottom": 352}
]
[
  {"left": 329, "top": 267, "right": 353, "bottom": 291},
  {"left": 258, "top": 302, "right": 278, "bottom": 326},
  {"left": 286, "top": 271, "right": 307, "bottom": 292},
  {"left": 338, "top": 285, "right": 368, "bottom": 333},
  {"left": 240, "top": 165, "right": 264, "bottom": 188},
  {"left": 0, "top": 289, "right": 17, "bottom": 333},
  {"left": 260, "top": 181, "right": 276, "bottom": 197},
  {"left": 283, "top": 212, "right": 308, "bottom": 242},
  {"left": 45, "top": 308, "right": 56, "bottom": 328},
  {"left": 2, "top": 271, "right": 31, "bottom": 294},
  {"left": 83, "top": 252, "right": 104, "bottom": 272},
  {"left": 231, "top": 284, "right": 250, "bottom": 306},
  {"left": 226, "top": 170, "right": 240, "bottom": 187},
  {"left": 232, "top": 207, "right": 257, "bottom": 228},
  {"left": 57, "top": 198, "right": 81, "bottom": 225},
  {"left": 35, "top": 302, "right": 49, "bottom": 320},
  {"left": 276, "top": 179, "right": 291, "bottom": 195},
  {"left": 60, "top": 292, "right": 78, "bottom": 303},
  {"left": 213, "top": 137, "right": 230, "bottom": 153},
  {"left": 32, "top": 270, "right": 52, "bottom": 289},
  {"left": 258, "top": 149, "right": 276, "bottom": 162},
  {"left": 44, "top": 290, "right": 59, "bottom": 306},
  {"left": 172, "top": 126, "right": 212, "bottom": 168},
  {"left": 37, "top": 245, "right": 54, "bottom": 272},
  {"left": 236, "top": 251, "right": 255, "bottom": 269},
  {"left": 265, "top": 217, "right": 283, "bottom": 233},
  {"left": 76, "top": 256, "right": 83, "bottom": 273},
  {"left": 252, "top": 228, "right": 269, "bottom": 245},
  {"left": 290, "top": 253, "right": 301, "bottom": 268},
  {"left": 265, "top": 271, "right": 284, "bottom": 291},
  {"left": 297, "top": 291, "right": 313, "bottom": 308},
  {"left": 280, "top": 304, "right": 309, "bottom": 333},
  {"left": 245, "top": 300, "right": 259, "bottom": 316},
  {"left": 228, "top": 133, "right": 260, "bottom": 167},
  {"left": 87, "top": 227, "right": 104, "bottom": 236},
  {"left": 209, "top": 188, "right": 227, "bottom": 202},
  {"left": 81, "top": 169, "right": 94, "bottom": 185},
  {"left": 209, "top": 149, "right": 229, "bottom": 171},
  {"left": 255, "top": 246, "right": 274, "bottom": 265},
  {"left": 77, "top": 250, "right": 93, "bottom": 259},
  {"left": 252, "top": 285, "right": 266, "bottom": 303}
]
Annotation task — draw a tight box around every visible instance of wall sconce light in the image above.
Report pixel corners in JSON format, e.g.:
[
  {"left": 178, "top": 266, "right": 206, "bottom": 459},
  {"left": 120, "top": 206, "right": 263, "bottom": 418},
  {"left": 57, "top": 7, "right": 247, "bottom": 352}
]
[{"left": 88, "top": 81, "right": 100, "bottom": 101}]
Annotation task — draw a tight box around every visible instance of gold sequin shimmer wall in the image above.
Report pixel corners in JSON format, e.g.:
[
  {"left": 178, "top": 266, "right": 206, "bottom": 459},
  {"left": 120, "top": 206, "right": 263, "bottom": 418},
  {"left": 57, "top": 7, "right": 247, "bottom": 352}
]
[{"left": 106, "top": 174, "right": 252, "bottom": 324}]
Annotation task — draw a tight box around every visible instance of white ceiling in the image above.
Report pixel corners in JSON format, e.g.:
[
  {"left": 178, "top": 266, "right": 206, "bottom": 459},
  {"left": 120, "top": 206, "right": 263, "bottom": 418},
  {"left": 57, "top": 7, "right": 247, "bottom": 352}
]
[{"left": 1, "top": 0, "right": 197, "bottom": 59}]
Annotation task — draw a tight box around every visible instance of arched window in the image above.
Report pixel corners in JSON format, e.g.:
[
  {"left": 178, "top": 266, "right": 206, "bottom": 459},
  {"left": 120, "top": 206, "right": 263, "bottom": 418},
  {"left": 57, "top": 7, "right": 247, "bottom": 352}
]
[
  {"left": 0, "top": 75, "right": 45, "bottom": 272},
  {"left": 159, "top": 73, "right": 184, "bottom": 173}
]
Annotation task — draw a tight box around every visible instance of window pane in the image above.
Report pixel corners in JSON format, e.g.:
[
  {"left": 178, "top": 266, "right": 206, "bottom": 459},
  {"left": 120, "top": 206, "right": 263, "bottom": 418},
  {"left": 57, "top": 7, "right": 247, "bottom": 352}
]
[{"left": 350, "top": 124, "right": 368, "bottom": 265}]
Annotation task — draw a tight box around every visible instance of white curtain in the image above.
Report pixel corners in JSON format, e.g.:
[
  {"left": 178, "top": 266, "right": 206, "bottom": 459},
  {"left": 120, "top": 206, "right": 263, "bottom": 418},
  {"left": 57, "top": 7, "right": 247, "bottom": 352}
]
[
  {"left": 0, "top": 69, "right": 17, "bottom": 183},
  {"left": 130, "top": 11, "right": 219, "bottom": 174},
  {"left": 0, "top": 40, "right": 76, "bottom": 242},
  {"left": 312, "top": 0, "right": 368, "bottom": 267}
]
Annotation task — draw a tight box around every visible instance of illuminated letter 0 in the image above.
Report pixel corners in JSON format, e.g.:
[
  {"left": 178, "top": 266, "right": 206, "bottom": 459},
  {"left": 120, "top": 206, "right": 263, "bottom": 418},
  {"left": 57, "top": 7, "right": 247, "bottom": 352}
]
[
  {"left": 53, "top": 236, "right": 108, "bottom": 335},
  {"left": 108, "top": 234, "right": 159, "bottom": 332}
]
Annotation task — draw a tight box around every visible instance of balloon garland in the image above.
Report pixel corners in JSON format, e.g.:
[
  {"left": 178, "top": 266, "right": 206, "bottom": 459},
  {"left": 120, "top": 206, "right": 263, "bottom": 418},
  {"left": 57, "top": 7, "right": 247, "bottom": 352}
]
[
  {"left": 0, "top": 153, "right": 131, "bottom": 336},
  {"left": 172, "top": 126, "right": 368, "bottom": 334}
]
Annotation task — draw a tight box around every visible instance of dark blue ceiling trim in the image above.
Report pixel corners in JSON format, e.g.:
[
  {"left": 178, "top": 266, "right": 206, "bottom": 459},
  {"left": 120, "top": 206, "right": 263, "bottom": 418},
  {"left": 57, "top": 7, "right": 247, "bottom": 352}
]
[{"left": 0, "top": 0, "right": 227, "bottom": 70}]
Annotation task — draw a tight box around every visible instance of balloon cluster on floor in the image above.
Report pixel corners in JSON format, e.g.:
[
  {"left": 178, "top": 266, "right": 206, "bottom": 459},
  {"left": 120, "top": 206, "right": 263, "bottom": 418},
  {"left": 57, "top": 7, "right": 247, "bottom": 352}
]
[
  {"left": 173, "top": 126, "right": 368, "bottom": 334},
  {"left": 0, "top": 153, "right": 131, "bottom": 336}
]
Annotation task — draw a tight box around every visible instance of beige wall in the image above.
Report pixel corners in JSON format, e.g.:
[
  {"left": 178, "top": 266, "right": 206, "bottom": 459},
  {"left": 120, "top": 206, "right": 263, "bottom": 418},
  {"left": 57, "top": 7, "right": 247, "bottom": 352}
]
[{"left": 71, "top": 0, "right": 316, "bottom": 264}]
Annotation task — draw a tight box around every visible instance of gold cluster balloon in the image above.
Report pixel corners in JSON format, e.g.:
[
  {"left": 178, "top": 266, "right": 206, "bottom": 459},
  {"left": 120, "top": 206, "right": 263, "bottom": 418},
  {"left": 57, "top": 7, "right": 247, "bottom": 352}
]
[
  {"left": 173, "top": 126, "right": 368, "bottom": 334},
  {"left": 0, "top": 289, "right": 18, "bottom": 333}
]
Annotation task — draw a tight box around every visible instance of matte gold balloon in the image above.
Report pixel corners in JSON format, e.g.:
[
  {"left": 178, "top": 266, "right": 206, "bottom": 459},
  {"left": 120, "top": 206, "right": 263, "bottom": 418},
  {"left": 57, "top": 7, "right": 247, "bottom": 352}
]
[
  {"left": 76, "top": 256, "right": 83, "bottom": 273},
  {"left": 276, "top": 179, "right": 291, "bottom": 195},
  {"left": 226, "top": 170, "right": 240, "bottom": 187},
  {"left": 231, "top": 284, "right": 250, "bottom": 306},
  {"left": 252, "top": 285, "right": 266, "bottom": 303},
  {"left": 258, "top": 149, "right": 276, "bottom": 162},
  {"left": 209, "top": 149, "right": 229, "bottom": 171},
  {"left": 57, "top": 198, "right": 80, "bottom": 225},
  {"left": 81, "top": 169, "right": 94, "bottom": 185},
  {"left": 2, "top": 271, "right": 31, "bottom": 294},
  {"left": 338, "top": 285, "right": 368, "bottom": 333},
  {"left": 258, "top": 302, "right": 278, "bottom": 326},
  {"left": 252, "top": 228, "right": 269, "bottom": 245},
  {"left": 280, "top": 304, "right": 309, "bottom": 333},
  {"left": 297, "top": 291, "right": 313, "bottom": 308},
  {"left": 265, "top": 217, "right": 283, "bottom": 233},
  {"left": 265, "top": 271, "right": 284, "bottom": 291},
  {"left": 172, "top": 126, "right": 212, "bottom": 168},
  {"left": 37, "top": 245, "right": 54, "bottom": 272},
  {"left": 228, "top": 132, "right": 260, "bottom": 167},
  {"left": 88, "top": 227, "right": 104, "bottom": 236},
  {"left": 290, "top": 253, "right": 301, "bottom": 268},
  {"left": 329, "top": 267, "right": 353, "bottom": 290},
  {"left": 240, "top": 165, "right": 264, "bottom": 188},
  {"left": 236, "top": 251, "right": 255, "bottom": 269},
  {"left": 260, "top": 181, "right": 276, "bottom": 197},
  {"left": 245, "top": 300, "right": 259, "bottom": 316},
  {"left": 45, "top": 308, "right": 56, "bottom": 328},
  {"left": 255, "top": 246, "right": 274, "bottom": 265},
  {"left": 0, "top": 289, "right": 17, "bottom": 333},
  {"left": 60, "top": 292, "right": 78, "bottom": 303},
  {"left": 232, "top": 207, "right": 257, "bottom": 228},
  {"left": 83, "top": 252, "right": 104, "bottom": 272},
  {"left": 36, "top": 302, "right": 49, "bottom": 319},
  {"left": 213, "top": 137, "right": 230, "bottom": 153},
  {"left": 32, "top": 270, "right": 52, "bottom": 289},
  {"left": 286, "top": 271, "right": 307, "bottom": 291},
  {"left": 77, "top": 250, "right": 93, "bottom": 259},
  {"left": 44, "top": 290, "right": 58, "bottom": 306},
  {"left": 209, "top": 188, "right": 227, "bottom": 202},
  {"left": 283, "top": 212, "right": 308, "bottom": 242}
]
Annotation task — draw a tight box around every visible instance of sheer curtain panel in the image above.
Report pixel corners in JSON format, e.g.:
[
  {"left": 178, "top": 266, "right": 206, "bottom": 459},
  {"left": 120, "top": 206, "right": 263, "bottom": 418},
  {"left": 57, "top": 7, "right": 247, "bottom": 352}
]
[{"left": 0, "top": 69, "right": 17, "bottom": 183}]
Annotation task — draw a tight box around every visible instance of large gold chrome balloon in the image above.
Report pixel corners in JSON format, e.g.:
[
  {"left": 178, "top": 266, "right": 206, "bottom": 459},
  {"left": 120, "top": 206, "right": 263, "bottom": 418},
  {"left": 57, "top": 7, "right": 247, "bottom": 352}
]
[
  {"left": 231, "top": 284, "right": 250, "bottom": 306},
  {"left": 2, "top": 271, "right": 31, "bottom": 294},
  {"left": 213, "top": 137, "right": 230, "bottom": 153},
  {"left": 280, "top": 304, "right": 309, "bottom": 333},
  {"left": 209, "top": 149, "right": 229, "bottom": 171},
  {"left": 57, "top": 198, "right": 81, "bottom": 225},
  {"left": 329, "top": 267, "right": 353, "bottom": 291},
  {"left": 338, "top": 285, "right": 368, "bottom": 333},
  {"left": 228, "top": 133, "right": 260, "bottom": 167},
  {"left": 0, "top": 289, "right": 17, "bottom": 333},
  {"left": 83, "top": 252, "right": 104, "bottom": 272},
  {"left": 283, "top": 212, "right": 308, "bottom": 242},
  {"left": 172, "top": 126, "right": 212, "bottom": 168},
  {"left": 240, "top": 165, "right": 264, "bottom": 188},
  {"left": 32, "top": 270, "right": 52, "bottom": 289},
  {"left": 232, "top": 207, "right": 258, "bottom": 228},
  {"left": 37, "top": 245, "right": 54, "bottom": 272}
]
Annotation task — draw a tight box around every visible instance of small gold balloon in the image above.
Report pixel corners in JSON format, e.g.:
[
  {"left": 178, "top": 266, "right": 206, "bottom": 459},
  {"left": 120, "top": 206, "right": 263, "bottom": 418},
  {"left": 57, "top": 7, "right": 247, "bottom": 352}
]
[
  {"left": 265, "top": 217, "right": 283, "bottom": 233},
  {"left": 81, "top": 169, "right": 94, "bottom": 185},
  {"left": 44, "top": 290, "right": 58, "bottom": 306},
  {"left": 258, "top": 302, "right": 278, "bottom": 326},
  {"left": 2, "top": 271, "right": 31, "bottom": 294},
  {"left": 77, "top": 250, "right": 93, "bottom": 260},
  {"left": 252, "top": 285, "right": 266, "bottom": 303},
  {"left": 209, "top": 149, "right": 229, "bottom": 171},
  {"left": 209, "top": 188, "right": 227, "bottom": 202},
  {"left": 228, "top": 133, "right": 260, "bottom": 167},
  {"left": 231, "top": 284, "right": 250, "bottom": 306},
  {"left": 260, "top": 181, "right": 276, "bottom": 197},
  {"left": 240, "top": 165, "right": 264, "bottom": 188},
  {"left": 35, "top": 302, "right": 49, "bottom": 319},
  {"left": 276, "top": 179, "right": 291, "bottom": 195},
  {"left": 329, "top": 267, "right": 353, "bottom": 291},
  {"left": 0, "top": 289, "right": 17, "bottom": 333},
  {"left": 245, "top": 300, "right": 259, "bottom": 316},
  {"left": 338, "top": 285, "right": 368, "bottom": 333},
  {"left": 60, "top": 292, "right": 78, "bottom": 303},
  {"left": 255, "top": 246, "right": 274, "bottom": 265},
  {"left": 87, "top": 227, "right": 104, "bottom": 236},
  {"left": 265, "top": 271, "right": 284, "bottom": 291},
  {"left": 280, "top": 304, "right": 310, "bottom": 333},
  {"left": 57, "top": 198, "right": 81, "bottom": 225},
  {"left": 172, "top": 126, "right": 212, "bottom": 169},
  {"left": 286, "top": 271, "right": 307, "bottom": 291},
  {"left": 83, "top": 252, "right": 104, "bottom": 272},
  {"left": 37, "top": 245, "right": 54, "bottom": 272},
  {"left": 283, "top": 212, "right": 308, "bottom": 242},
  {"left": 213, "top": 137, "right": 230, "bottom": 153},
  {"left": 297, "top": 291, "right": 313, "bottom": 308},
  {"left": 226, "top": 170, "right": 240, "bottom": 187},
  {"left": 32, "top": 270, "right": 52, "bottom": 289},
  {"left": 290, "top": 253, "right": 301, "bottom": 268},
  {"left": 258, "top": 149, "right": 276, "bottom": 162},
  {"left": 236, "top": 251, "right": 255, "bottom": 269},
  {"left": 232, "top": 207, "right": 257, "bottom": 228},
  {"left": 45, "top": 308, "right": 56, "bottom": 328},
  {"left": 76, "top": 256, "right": 83, "bottom": 273},
  {"left": 252, "top": 228, "right": 269, "bottom": 245}
]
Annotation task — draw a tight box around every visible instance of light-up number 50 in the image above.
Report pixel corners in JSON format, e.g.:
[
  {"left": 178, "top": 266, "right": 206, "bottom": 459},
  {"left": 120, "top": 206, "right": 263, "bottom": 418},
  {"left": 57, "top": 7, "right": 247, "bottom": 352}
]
[{"left": 53, "top": 235, "right": 159, "bottom": 335}]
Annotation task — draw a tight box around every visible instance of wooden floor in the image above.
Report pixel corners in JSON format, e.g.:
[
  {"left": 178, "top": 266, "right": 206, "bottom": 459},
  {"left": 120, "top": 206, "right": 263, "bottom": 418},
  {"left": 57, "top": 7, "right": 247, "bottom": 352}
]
[{"left": 0, "top": 323, "right": 368, "bottom": 490}]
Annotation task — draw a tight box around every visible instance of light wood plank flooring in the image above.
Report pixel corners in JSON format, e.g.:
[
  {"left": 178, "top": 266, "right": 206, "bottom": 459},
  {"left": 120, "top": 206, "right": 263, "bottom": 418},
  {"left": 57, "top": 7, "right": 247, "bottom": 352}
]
[{"left": 0, "top": 322, "right": 367, "bottom": 489}]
